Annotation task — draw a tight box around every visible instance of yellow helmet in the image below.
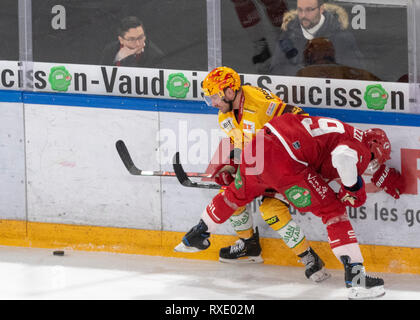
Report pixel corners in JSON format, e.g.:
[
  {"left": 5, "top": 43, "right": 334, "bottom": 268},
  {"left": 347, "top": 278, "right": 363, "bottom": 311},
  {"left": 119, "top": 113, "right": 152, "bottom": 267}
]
[{"left": 202, "top": 67, "right": 241, "bottom": 105}]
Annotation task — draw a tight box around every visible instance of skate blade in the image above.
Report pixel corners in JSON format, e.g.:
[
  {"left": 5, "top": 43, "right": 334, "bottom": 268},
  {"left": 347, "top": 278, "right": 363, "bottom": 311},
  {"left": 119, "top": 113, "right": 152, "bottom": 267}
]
[
  {"left": 348, "top": 285, "right": 386, "bottom": 300},
  {"left": 219, "top": 255, "right": 264, "bottom": 264},
  {"left": 174, "top": 242, "right": 202, "bottom": 253},
  {"left": 309, "top": 268, "right": 331, "bottom": 283}
]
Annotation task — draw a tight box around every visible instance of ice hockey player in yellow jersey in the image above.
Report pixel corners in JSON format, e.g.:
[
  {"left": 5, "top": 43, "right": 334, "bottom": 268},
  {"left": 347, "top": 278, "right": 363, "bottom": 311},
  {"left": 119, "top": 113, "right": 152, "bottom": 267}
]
[{"left": 201, "top": 66, "right": 330, "bottom": 282}]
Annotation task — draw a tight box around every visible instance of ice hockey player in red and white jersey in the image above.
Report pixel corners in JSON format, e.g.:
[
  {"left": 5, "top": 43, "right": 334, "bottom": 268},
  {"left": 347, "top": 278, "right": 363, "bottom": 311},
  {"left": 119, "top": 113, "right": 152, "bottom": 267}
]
[{"left": 175, "top": 114, "right": 405, "bottom": 299}]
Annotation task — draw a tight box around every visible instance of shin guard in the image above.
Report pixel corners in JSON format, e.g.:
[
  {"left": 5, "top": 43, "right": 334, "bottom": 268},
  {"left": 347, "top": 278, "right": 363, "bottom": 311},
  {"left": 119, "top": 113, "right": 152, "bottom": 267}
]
[{"left": 326, "top": 215, "right": 363, "bottom": 263}]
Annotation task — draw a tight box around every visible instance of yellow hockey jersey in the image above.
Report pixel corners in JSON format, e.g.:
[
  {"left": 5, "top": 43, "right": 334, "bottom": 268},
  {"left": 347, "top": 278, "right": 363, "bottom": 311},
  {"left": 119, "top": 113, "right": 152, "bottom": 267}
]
[{"left": 218, "top": 85, "right": 305, "bottom": 149}]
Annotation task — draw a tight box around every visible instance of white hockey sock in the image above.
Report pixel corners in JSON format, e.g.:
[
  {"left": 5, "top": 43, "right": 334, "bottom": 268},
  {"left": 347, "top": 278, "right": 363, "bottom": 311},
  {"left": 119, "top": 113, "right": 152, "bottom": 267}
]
[
  {"left": 201, "top": 209, "right": 219, "bottom": 233},
  {"left": 332, "top": 243, "right": 364, "bottom": 264},
  {"left": 229, "top": 209, "right": 254, "bottom": 234}
]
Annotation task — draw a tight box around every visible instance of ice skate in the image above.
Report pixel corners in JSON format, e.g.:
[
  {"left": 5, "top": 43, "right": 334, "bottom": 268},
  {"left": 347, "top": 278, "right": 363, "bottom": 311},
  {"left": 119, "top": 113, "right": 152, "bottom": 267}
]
[
  {"left": 298, "top": 247, "right": 331, "bottom": 283},
  {"left": 219, "top": 227, "right": 263, "bottom": 264},
  {"left": 341, "top": 256, "right": 385, "bottom": 300},
  {"left": 174, "top": 219, "right": 210, "bottom": 253}
]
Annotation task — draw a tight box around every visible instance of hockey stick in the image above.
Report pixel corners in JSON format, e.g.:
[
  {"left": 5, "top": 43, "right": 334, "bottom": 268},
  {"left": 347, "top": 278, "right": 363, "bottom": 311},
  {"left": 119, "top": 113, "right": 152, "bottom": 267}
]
[
  {"left": 172, "top": 151, "right": 222, "bottom": 190},
  {"left": 172, "top": 151, "right": 278, "bottom": 198},
  {"left": 115, "top": 140, "right": 212, "bottom": 178}
]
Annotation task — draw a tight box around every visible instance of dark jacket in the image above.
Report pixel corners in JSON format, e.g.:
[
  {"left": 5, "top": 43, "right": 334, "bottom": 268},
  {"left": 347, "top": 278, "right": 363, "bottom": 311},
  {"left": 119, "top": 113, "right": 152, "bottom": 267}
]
[
  {"left": 100, "top": 40, "right": 163, "bottom": 68},
  {"left": 270, "top": 4, "right": 366, "bottom": 76}
]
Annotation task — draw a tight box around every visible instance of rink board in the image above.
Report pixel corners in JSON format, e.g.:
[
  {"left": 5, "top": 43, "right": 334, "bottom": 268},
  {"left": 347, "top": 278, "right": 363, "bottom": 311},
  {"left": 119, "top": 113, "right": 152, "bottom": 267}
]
[
  {"left": 1, "top": 93, "right": 420, "bottom": 273},
  {"left": 0, "top": 102, "right": 26, "bottom": 220},
  {"left": 0, "top": 62, "right": 414, "bottom": 113},
  {"left": 12, "top": 101, "right": 420, "bottom": 246}
]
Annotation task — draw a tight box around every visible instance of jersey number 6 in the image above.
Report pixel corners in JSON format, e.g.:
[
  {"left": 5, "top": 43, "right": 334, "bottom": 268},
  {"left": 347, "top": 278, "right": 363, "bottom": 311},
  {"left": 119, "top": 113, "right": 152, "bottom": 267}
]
[{"left": 301, "top": 117, "right": 345, "bottom": 137}]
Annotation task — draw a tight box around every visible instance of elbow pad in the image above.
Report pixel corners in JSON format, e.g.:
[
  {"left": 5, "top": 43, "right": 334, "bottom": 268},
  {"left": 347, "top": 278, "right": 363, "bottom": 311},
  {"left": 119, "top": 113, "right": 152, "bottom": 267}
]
[{"left": 331, "top": 145, "right": 358, "bottom": 187}]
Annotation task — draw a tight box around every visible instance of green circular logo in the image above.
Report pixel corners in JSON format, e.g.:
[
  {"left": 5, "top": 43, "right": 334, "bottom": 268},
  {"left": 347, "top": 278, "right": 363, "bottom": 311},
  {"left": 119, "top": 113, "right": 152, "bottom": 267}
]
[
  {"left": 166, "top": 73, "right": 190, "bottom": 98},
  {"left": 49, "top": 66, "right": 72, "bottom": 92},
  {"left": 284, "top": 186, "right": 311, "bottom": 208},
  {"left": 364, "top": 84, "right": 388, "bottom": 110},
  {"left": 234, "top": 166, "right": 243, "bottom": 190}
]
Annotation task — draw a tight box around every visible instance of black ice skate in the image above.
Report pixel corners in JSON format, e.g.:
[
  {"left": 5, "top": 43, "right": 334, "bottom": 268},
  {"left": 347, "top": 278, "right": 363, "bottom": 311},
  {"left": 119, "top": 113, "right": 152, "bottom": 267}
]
[
  {"left": 174, "top": 219, "right": 210, "bottom": 253},
  {"left": 219, "top": 227, "right": 263, "bottom": 264},
  {"left": 341, "top": 255, "right": 385, "bottom": 300},
  {"left": 298, "top": 247, "right": 331, "bottom": 283}
]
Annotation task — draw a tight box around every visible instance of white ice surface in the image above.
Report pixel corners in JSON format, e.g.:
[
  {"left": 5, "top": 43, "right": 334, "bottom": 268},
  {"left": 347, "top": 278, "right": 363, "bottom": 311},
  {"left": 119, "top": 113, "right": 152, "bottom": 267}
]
[{"left": 0, "top": 246, "right": 419, "bottom": 300}]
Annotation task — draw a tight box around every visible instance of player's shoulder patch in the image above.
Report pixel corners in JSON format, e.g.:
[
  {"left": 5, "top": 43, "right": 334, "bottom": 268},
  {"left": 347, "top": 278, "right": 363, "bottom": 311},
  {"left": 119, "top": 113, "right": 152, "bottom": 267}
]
[{"left": 266, "top": 102, "right": 277, "bottom": 116}]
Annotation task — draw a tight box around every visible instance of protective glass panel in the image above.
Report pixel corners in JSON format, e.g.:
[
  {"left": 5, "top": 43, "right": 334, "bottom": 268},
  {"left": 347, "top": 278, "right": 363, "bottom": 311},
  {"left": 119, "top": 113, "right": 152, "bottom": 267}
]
[
  {"left": 417, "top": 1, "right": 420, "bottom": 81},
  {"left": 411, "top": 0, "right": 420, "bottom": 112},
  {"left": 221, "top": 0, "right": 286, "bottom": 75},
  {"left": 32, "top": 0, "right": 207, "bottom": 70},
  {"left": 221, "top": 0, "right": 408, "bottom": 82},
  {"left": 417, "top": 1, "right": 420, "bottom": 83},
  {"left": 0, "top": 0, "right": 19, "bottom": 61}
]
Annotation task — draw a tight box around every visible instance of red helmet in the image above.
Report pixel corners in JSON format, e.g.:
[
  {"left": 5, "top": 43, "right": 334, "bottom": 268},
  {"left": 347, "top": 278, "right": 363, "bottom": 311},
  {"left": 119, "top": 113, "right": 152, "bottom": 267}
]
[{"left": 364, "top": 128, "right": 391, "bottom": 165}]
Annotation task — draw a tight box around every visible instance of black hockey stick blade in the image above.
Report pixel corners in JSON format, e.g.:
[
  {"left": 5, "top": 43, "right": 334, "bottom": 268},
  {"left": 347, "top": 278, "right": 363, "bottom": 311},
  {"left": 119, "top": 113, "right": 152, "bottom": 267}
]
[
  {"left": 116, "top": 140, "right": 143, "bottom": 175},
  {"left": 172, "top": 152, "right": 221, "bottom": 190},
  {"left": 171, "top": 152, "right": 278, "bottom": 196},
  {"left": 116, "top": 140, "right": 212, "bottom": 178}
]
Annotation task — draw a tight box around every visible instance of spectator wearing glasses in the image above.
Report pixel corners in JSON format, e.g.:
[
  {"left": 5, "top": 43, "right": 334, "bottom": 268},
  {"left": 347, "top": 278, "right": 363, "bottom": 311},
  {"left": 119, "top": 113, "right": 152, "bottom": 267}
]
[
  {"left": 101, "top": 16, "right": 162, "bottom": 68},
  {"left": 270, "top": 0, "right": 365, "bottom": 77}
]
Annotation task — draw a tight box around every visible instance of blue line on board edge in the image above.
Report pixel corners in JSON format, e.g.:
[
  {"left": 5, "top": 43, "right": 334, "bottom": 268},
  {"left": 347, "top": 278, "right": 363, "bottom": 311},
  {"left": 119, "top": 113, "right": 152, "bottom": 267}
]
[{"left": 0, "top": 89, "right": 419, "bottom": 126}]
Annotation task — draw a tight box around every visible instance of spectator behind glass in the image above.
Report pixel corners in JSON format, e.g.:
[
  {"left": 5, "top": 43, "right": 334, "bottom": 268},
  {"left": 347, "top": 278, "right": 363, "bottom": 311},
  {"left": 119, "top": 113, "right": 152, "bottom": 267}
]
[
  {"left": 101, "top": 16, "right": 162, "bottom": 68},
  {"left": 297, "top": 37, "right": 380, "bottom": 81},
  {"left": 270, "top": 0, "right": 365, "bottom": 77}
]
